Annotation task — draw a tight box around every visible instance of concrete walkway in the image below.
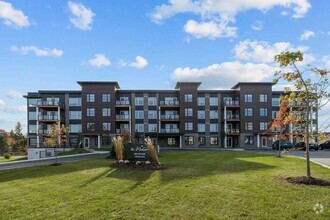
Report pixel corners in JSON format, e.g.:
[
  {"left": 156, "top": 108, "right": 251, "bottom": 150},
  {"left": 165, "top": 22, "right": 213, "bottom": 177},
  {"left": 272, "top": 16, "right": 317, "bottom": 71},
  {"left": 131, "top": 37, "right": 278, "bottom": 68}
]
[{"left": 0, "top": 152, "right": 109, "bottom": 171}]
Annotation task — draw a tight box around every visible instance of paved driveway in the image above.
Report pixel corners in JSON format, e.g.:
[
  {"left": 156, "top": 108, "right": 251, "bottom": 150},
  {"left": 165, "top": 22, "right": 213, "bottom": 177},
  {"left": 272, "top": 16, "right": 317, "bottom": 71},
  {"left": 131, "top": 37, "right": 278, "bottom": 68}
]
[{"left": 0, "top": 152, "right": 109, "bottom": 171}]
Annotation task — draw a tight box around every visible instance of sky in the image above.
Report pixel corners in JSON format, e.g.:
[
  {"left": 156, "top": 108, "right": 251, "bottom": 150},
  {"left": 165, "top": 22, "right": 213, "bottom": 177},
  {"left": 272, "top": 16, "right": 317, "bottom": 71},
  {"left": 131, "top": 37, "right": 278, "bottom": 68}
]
[{"left": 0, "top": 0, "right": 330, "bottom": 133}]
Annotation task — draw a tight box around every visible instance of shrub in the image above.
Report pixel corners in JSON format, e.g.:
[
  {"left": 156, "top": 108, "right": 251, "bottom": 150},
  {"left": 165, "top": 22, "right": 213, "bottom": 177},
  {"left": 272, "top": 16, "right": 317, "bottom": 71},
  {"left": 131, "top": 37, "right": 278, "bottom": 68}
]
[
  {"left": 113, "top": 136, "right": 124, "bottom": 161},
  {"left": 109, "top": 143, "right": 116, "bottom": 157},
  {"left": 4, "top": 152, "right": 11, "bottom": 160},
  {"left": 145, "top": 138, "right": 160, "bottom": 165}
]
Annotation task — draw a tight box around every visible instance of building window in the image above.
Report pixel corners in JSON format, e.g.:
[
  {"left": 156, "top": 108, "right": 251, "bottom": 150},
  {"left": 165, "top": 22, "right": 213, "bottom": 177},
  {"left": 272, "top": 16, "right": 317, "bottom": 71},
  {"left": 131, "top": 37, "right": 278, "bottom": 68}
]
[
  {"left": 28, "top": 112, "right": 37, "bottom": 120},
  {"left": 86, "top": 94, "right": 95, "bottom": 102},
  {"left": 198, "top": 97, "right": 205, "bottom": 106},
  {"left": 184, "top": 94, "right": 193, "bottom": 102},
  {"left": 87, "top": 108, "right": 95, "bottom": 117},
  {"left": 198, "top": 124, "right": 205, "bottom": 132},
  {"left": 69, "top": 111, "right": 82, "bottom": 119},
  {"left": 135, "top": 97, "right": 144, "bottom": 106},
  {"left": 87, "top": 123, "right": 95, "bottom": 131},
  {"left": 135, "top": 110, "right": 144, "bottom": 119},
  {"left": 244, "top": 94, "right": 253, "bottom": 102},
  {"left": 210, "top": 97, "right": 218, "bottom": 106},
  {"left": 210, "top": 110, "right": 218, "bottom": 119},
  {"left": 185, "top": 122, "right": 193, "bottom": 131},
  {"left": 260, "top": 122, "right": 268, "bottom": 131},
  {"left": 198, "top": 110, "right": 205, "bottom": 119},
  {"left": 245, "top": 136, "right": 254, "bottom": 145},
  {"left": 210, "top": 137, "right": 218, "bottom": 145},
  {"left": 148, "top": 111, "right": 157, "bottom": 119},
  {"left": 168, "top": 138, "right": 176, "bottom": 146},
  {"left": 69, "top": 124, "right": 82, "bottom": 133},
  {"left": 185, "top": 108, "right": 193, "bottom": 116},
  {"left": 69, "top": 98, "right": 81, "bottom": 106},
  {"left": 28, "top": 99, "right": 41, "bottom": 107},
  {"left": 148, "top": 124, "right": 157, "bottom": 132},
  {"left": 244, "top": 108, "right": 253, "bottom": 117},
  {"left": 272, "top": 98, "right": 280, "bottom": 106},
  {"left": 272, "top": 111, "right": 278, "bottom": 119},
  {"left": 148, "top": 97, "right": 157, "bottom": 106},
  {"left": 210, "top": 124, "right": 218, "bottom": 132},
  {"left": 260, "top": 94, "right": 267, "bottom": 102},
  {"left": 102, "top": 94, "right": 111, "bottom": 102},
  {"left": 29, "top": 138, "right": 37, "bottom": 146},
  {"left": 198, "top": 136, "right": 206, "bottom": 145},
  {"left": 260, "top": 108, "right": 268, "bottom": 117},
  {"left": 185, "top": 136, "right": 194, "bottom": 145},
  {"left": 29, "top": 125, "right": 37, "bottom": 133},
  {"left": 135, "top": 124, "right": 144, "bottom": 132},
  {"left": 102, "top": 108, "right": 111, "bottom": 117},
  {"left": 102, "top": 123, "right": 111, "bottom": 131},
  {"left": 245, "top": 122, "right": 253, "bottom": 131}
]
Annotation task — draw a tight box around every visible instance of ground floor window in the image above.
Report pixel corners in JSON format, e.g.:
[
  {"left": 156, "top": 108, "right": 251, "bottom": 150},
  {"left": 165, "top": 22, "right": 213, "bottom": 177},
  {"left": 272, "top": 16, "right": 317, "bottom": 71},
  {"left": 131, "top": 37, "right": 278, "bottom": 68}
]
[
  {"left": 199, "top": 136, "right": 206, "bottom": 145},
  {"left": 245, "top": 136, "right": 254, "bottom": 145},
  {"left": 210, "top": 137, "right": 218, "bottom": 145},
  {"left": 29, "top": 138, "right": 37, "bottom": 146},
  {"left": 185, "top": 136, "right": 194, "bottom": 145},
  {"left": 168, "top": 138, "right": 176, "bottom": 146},
  {"left": 70, "top": 138, "right": 78, "bottom": 147}
]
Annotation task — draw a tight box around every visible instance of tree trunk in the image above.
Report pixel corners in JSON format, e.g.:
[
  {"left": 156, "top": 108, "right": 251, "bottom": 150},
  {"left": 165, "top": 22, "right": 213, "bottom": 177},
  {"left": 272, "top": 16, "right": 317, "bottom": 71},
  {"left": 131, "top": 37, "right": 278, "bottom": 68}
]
[{"left": 306, "top": 104, "right": 311, "bottom": 178}]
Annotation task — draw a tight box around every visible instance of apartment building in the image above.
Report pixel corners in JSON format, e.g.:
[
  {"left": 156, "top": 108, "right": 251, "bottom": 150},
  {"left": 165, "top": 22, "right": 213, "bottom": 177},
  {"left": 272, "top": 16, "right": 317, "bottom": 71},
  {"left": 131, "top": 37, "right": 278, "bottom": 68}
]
[{"left": 24, "top": 81, "right": 318, "bottom": 154}]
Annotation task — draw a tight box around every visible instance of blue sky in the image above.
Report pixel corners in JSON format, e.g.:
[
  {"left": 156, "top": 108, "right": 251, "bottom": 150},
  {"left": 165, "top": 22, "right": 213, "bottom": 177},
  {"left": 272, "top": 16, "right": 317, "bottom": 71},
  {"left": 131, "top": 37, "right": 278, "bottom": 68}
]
[{"left": 0, "top": 0, "right": 330, "bottom": 133}]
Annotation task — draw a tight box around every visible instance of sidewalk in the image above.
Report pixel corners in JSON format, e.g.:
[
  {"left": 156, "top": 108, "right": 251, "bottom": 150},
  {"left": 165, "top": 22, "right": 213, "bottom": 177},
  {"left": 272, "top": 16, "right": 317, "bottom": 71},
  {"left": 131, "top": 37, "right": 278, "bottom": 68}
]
[{"left": 0, "top": 152, "right": 109, "bottom": 171}]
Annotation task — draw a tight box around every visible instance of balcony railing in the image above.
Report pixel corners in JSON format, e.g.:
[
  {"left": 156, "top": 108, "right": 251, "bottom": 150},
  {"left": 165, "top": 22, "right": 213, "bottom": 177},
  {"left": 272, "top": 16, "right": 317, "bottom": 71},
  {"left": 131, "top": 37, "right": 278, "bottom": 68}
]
[
  {"left": 160, "top": 100, "right": 179, "bottom": 106},
  {"left": 160, "top": 115, "right": 180, "bottom": 120},
  {"left": 116, "top": 115, "right": 130, "bottom": 120},
  {"left": 38, "top": 129, "right": 50, "bottom": 135},
  {"left": 38, "top": 115, "right": 60, "bottom": 120},
  {"left": 223, "top": 100, "right": 239, "bottom": 106},
  {"left": 225, "top": 114, "right": 240, "bottom": 120},
  {"left": 161, "top": 128, "right": 180, "bottom": 133},
  {"left": 226, "top": 129, "right": 240, "bottom": 134},
  {"left": 37, "top": 100, "right": 64, "bottom": 107},
  {"left": 116, "top": 128, "right": 130, "bottom": 133},
  {"left": 116, "top": 100, "right": 130, "bottom": 105}
]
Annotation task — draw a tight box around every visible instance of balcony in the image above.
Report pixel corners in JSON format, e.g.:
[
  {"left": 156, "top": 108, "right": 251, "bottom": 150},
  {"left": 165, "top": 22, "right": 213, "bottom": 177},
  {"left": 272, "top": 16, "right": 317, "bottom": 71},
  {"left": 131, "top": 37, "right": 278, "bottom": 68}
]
[
  {"left": 226, "top": 129, "right": 240, "bottom": 135},
  {"left": 160, "top": 115, "right": 180, "bottom": 120},
  {"left": 37, "top": 115, "right": 63, "bottom": 122},
  {"left": 116, "top": 115, "right": 130, "bottom": 120},
  {"left": 36, "top": 100, "right": 64, "bottom": 108},
  {"left": 161, "top": 128, "right": 180, "bottom": 133},
  {"left": 160, "top": 100, "right": 180, "bottom": 106},
  {"left": 38, "top": 129, "right": 50, "bottom": 135},
  {"left": 115, "top": 100, "right": 130, "bottom": 106},
  {"left": 224, "top": 114, "right": 240, "bottom": 121},
  {"left": 223, "top": 100, "right": 239, "bottom": 107},
  {"left": 116, "top": 128, "right": 130, "bottom": 133}
]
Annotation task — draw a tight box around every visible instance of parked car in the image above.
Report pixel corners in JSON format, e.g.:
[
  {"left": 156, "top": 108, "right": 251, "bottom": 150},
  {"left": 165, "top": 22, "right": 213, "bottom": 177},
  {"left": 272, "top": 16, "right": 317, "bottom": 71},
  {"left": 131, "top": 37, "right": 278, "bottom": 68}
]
[
  {"left": 319, "top": 141, "right": 330, "bottom": 150},
  {"left": 294, "top": 142, "right": 319, "bottom": 151},
  {"left": 272, "top": 140, "right": 294, "bottom": 150}
]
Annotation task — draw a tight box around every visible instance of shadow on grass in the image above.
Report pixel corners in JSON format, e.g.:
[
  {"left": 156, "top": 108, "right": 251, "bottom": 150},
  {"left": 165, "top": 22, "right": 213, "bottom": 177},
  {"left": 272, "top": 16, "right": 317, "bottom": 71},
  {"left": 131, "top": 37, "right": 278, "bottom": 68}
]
[{"left": 0, "top": 159, "right": 112, "bottom": 183}]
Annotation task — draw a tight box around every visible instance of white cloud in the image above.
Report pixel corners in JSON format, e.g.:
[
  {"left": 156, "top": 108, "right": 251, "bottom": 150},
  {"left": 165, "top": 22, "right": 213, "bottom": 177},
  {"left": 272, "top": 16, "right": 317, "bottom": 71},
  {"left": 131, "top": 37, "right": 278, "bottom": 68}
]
[
  {"left": 171, "top": 61, "right": 276, "bottom": 89},
  {"left": 0, "top": 0, "right": 30, "bottom": 28},
  {"left": 119, "top": 56, "right": 148, "bottom": 69},
  {"left": 0, "top": 99, "right": 6, "bottom": 106},
  {"left": 0, "top": 105, "right": 26, "bottom": 114},
  {"left": 87, "top": 54, "right": 111, "bottom": 68},
  {"left": 11, "top": 45, "right": 64, "bottom": 57},
  {"left": 299, "top": 30, "right": 315, "bottom": 41},
  {"left": 5, "top": 90, "right": 22, "bottom": 99},
  {"left": 184, "top": 20, "right": 237, "bottom": 39},
  {"left": 251, "top": 20, "right": 263, "bottom": 31},
  {"left": 233, "top": 40, "right": 313, "bottom": 64},
  {"left": 68, "top": 1, "right": 94, "bottom": 30},
  {"left": 151, "top": 0, "right": 311, "bottom": 39}
]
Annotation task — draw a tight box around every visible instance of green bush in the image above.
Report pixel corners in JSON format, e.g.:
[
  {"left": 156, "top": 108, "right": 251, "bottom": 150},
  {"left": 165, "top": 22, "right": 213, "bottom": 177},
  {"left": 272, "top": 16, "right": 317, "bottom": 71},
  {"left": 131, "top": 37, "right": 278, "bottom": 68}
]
[
  {"left": 4, "top": 152, "right": 11, "bottom": 160},
  {"left": 110, "top": 143, "right": 116, "bottom": 157}
]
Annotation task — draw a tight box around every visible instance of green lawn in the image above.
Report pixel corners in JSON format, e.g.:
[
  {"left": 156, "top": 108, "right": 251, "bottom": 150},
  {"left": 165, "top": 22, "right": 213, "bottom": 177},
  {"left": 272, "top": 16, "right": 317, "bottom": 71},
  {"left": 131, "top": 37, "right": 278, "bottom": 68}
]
[
  {"left": 0, "top": 152, "right": 329, "bottom": 219},
  {"left": 0, "top": 156, "right": 27, "bottom": 163},
  {"left": 57, "top": 148, "right": 91, "bottom": 156}
]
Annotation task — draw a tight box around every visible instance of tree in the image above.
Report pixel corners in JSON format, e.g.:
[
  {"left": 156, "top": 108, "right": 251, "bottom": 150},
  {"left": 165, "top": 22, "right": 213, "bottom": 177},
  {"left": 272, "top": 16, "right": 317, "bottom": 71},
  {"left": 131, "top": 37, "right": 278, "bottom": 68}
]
[
  {"left": 274, "top": 51, "right": 330, "bottom": 178},
  {"left": 269, "top": 94, "right": 297, "bottom": 157},
  {"left": 13, "top": 122, "right": 27, "bottom": 153},
  {"left": 44, "top": 123, "right": 69, "bottom": 165},
  {"left": 0, "top": 134, "right": 7, "bottom": 155}
]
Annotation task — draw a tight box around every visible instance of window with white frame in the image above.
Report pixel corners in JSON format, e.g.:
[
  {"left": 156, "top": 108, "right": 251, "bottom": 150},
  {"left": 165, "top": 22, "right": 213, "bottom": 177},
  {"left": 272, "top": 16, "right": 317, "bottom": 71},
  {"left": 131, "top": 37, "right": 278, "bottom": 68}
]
[
  {"left": 198, "top": 97, "right": 205, "bottom": 106},
  {"left": 86, "top": 94, "right": 95, "bottom": 102},
  {"left": 69, "top": 111, "right": 82, "bottom": 119},
  {"left": 28, "top": 99, "right": 41, "bottom": 107},
  {"left": 210, "top": 110, "right": 218, "bottom": 119},
  {"left": 184, "top": 94, "right": 193, "bottom": 102},
  {"left": 260, "top": 108, "right": 268, "bottom": 117},
  {"left": 148, "top": 97, "right": 157, "bottom": 106},
  {"left": 135, "top": 97, "right": 144, "bottom": 106},
  {"left": 210, "top": 97, "right": 218, "bottom": 106},
  {"left": 198, "top": 124, "right": 205, "bottom": 132},
  {"left": 148, "top": 111, "right": 157, "bottom": 119},
  {"left": 87, "top": 108, "right": 95, "bottom": 117},
  {"left": 102, "top": 123, "right": 111, "bottom": 131},
  {"left": 87, "top": 123, "right": 95, "bottom": 131},
  {"left": 135, "top": 124, "right": 144, "bottom": 132},
  {"left": 69, "top": 98, "right": 81, "bottom": 106},
  {"left": 210, "top": 123, "right": 218, "bottom": 132},
  {"left": 244, "top": 94, "right": 252, "bottom": 102},
  {"left": 102, "top": 94, "right": 111, "bottom": 102},
  {"left": 135, "top": 110, "right": 144, "bottom": 119},
  {"left": 185, "top": 108, "right": 193, "bottom": 116},
  {"left": 185, "top": 122, "right": 193, "bottom": 131},
  {"left": 102, "top": 108, "right": 111, "bottom": 117},
  {"left": 244, "top": 108, "right": 253, "bottom": 117},
  {"left": 260, "top": 122, "right": 268, "bottom": 131},
  {"left": 245, "top": 122, "right": 253, "bottom": 131},
  {"left": 148, "top": 124, "right": 157, "bottom": 132},
  {"left": 260, "top": 94, "right": 268, "bottom": 102},
  {"left": 198, "top": 110, "right": 205, "bottom": 119},
  {"left": 272, "top": 98, "right": 280, "bottom": 106}
]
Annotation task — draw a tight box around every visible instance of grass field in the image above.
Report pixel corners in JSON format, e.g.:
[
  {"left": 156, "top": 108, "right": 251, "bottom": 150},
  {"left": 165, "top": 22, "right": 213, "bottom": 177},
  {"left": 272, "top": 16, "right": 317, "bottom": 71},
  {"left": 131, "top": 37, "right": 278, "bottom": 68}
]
[
  {"left": 0, "top": 151, "right": 329, "bottom": 219},
  {"left": 0, "top": 156, "right": 27, "bottom": 163}
]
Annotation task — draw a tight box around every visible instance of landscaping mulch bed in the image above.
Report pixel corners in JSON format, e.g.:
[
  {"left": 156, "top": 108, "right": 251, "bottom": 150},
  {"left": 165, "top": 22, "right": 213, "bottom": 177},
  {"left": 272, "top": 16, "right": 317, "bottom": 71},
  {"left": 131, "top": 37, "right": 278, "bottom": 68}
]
[
  {"left": 284, "top": 176, "right": 330, "bottom": 186},
  {"left": 110, "top": 162, "right": 167, "bottom": 171}
]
